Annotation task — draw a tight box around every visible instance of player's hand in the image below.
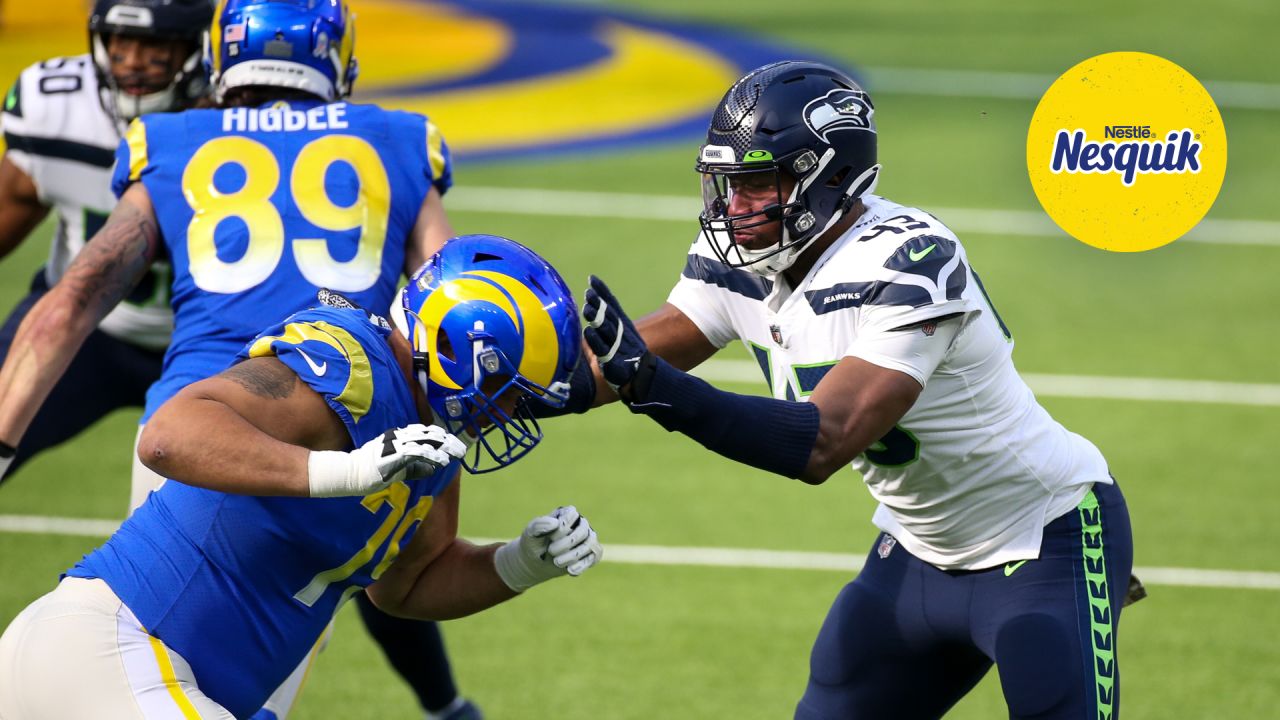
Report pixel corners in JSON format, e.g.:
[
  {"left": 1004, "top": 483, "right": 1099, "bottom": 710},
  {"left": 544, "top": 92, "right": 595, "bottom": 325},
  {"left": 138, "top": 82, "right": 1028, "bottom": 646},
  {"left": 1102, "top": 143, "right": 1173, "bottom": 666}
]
[
  {"left": 582, "top": 275, "right": 650, "bottom": 399},
  {"left": 494, "top": 505, "right": 603, "bottom": 592},
  {"left": 307, "top": 424, "right": 466, "bottom": 497}
]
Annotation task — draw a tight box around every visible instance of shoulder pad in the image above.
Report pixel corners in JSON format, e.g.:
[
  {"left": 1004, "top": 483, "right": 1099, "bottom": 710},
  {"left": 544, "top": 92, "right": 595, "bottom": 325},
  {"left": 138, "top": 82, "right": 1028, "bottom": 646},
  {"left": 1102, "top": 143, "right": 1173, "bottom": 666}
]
[
  {"left": 882, "top": 233, "right": 967, "bottom": 302},
  {"left": 244, "top": 308, "right": 388, "bottom": 422},
  {"left": 805, "top": 234, "right": 967, "bottom": 314},
  {"left": 7, "top": 56, "right": 97, "bottom": 125}
]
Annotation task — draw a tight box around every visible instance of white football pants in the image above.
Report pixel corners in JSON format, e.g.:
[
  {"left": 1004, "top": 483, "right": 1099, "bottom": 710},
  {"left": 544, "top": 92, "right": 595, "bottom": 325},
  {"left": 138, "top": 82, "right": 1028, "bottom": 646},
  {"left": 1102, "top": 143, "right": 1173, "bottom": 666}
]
[{"left": 0, "top": 577, "right": 235, "bottom": 719}]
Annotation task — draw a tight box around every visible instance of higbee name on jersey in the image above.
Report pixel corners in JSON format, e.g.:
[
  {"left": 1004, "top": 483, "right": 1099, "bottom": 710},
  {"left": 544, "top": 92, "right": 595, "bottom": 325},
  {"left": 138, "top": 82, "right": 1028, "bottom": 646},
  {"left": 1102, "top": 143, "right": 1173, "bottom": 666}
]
[
  {"left": 668, "top": 195, "right": 1111, "bottom": 569},
  {"left": 221, "top": 102, "right": 351, "bottom": 133},
  {"left": 1, "top": 54, "right": 173, "bottom": 349},
  {"left": 67, "top": 305, "right": 454, "bottom": 718}
]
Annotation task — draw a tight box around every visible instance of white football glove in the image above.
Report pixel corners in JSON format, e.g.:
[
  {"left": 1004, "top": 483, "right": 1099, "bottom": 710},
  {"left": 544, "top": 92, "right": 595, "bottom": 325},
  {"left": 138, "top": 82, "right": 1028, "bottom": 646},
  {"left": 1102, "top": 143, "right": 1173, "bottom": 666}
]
[
  {"left": 307, "top": 424, "right": 466, "bottom": 498},
  {"left": 494, "top": 505, "right": 603, "bottom": 592}
]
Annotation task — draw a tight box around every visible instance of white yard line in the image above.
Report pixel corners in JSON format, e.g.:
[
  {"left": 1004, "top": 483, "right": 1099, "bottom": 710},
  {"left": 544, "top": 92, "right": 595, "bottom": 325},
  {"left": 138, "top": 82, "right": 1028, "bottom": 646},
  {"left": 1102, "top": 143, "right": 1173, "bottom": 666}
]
[
  {"left": 2, "top": 514, "right": 1275, "bottom": 591},
  {"left": 692, "top": 360, "right": 1280, "bottom": 408},
  {"left": 864, "top": 66, "right": 1280, "bottom": 111},
  {"left": 448, "top": 187, "right": 1280, "bottom": 247}
]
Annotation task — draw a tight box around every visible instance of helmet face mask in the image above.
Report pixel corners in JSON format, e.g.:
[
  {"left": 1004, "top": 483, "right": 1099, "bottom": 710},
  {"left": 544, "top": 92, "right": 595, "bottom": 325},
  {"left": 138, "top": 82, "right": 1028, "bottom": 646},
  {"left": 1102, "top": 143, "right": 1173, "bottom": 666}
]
[
  {"left": 88, "top": 0, "right": 213, "bottom": 124},
  {"left": 695, "top": 61, "right": 881, "bottom": 277},
  {"left": 698, "top": 161, "right": 812, "bottom": 272},
  {"left": 390, "top": 235, "right": 581, "bottom": 474}
]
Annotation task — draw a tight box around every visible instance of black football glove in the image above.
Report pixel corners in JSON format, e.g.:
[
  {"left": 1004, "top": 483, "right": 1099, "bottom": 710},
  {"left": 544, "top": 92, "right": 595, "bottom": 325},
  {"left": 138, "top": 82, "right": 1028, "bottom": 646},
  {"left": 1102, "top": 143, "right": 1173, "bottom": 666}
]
[{"left": 582, "top": 275, "right": 655, "bottom": 403}]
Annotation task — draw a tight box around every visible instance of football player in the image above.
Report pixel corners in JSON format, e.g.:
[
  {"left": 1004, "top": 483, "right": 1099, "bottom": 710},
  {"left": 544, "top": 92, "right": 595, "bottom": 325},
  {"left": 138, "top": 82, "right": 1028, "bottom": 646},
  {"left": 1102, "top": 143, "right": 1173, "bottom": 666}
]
[
  {"left": 0, "top": 0, "right": 209, "bottom": 479},
  {"left": 0, "top": 235, "right": 604, "bottom": 720},
  {"left": 571, "top": 62, "right": 1135, "bottom": 719},
  {"left": 0, "top": 1, "right": 482, "bottom": 717}
]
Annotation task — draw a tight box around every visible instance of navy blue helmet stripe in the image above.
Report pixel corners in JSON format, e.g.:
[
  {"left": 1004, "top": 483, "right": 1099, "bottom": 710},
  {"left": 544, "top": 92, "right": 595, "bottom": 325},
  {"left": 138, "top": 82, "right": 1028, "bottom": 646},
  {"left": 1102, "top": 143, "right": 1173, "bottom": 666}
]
[
  {"left": 682, "top": 254, "right": 773, "bottom": 301},
  {"left": 3, "top": 131, "right": 114, "bottom": 168}
]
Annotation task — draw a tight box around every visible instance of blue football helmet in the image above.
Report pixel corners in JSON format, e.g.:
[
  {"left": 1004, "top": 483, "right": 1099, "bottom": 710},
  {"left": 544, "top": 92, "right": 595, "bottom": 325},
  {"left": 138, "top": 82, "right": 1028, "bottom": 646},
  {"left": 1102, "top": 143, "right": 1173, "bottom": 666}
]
[
  {"left": 389, "top": 235, "right": 582, "bottom": 474},
  {"left": 204, "top": 0, "right": 358, "bottom": 102},
  {"left": 696, "top": 61, "right": 880, "bottom": 276}
]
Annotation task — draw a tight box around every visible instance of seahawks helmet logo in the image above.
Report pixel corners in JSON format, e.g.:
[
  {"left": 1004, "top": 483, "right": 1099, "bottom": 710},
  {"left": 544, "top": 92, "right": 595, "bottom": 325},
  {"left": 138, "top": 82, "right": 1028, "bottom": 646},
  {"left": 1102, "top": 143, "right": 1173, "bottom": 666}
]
[{"left": 803, "top": 89, "right": 875, "bottom": 143}]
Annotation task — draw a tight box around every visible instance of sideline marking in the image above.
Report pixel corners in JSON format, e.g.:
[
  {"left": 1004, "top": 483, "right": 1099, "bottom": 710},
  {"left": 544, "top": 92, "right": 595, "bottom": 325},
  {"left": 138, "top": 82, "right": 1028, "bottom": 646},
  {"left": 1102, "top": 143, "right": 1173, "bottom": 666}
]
[
  {"left": 447, "top": 186, "right": 1280, "bottom": 247},
  {"left": 865, "top": 66, "right": 1280, "bottom": 111},
  {"left": 692, "top": 360, "right": 1280, "bottom": 407},
  {"left": 3, "top": 514, "right": 1277, "bottom": 591}
]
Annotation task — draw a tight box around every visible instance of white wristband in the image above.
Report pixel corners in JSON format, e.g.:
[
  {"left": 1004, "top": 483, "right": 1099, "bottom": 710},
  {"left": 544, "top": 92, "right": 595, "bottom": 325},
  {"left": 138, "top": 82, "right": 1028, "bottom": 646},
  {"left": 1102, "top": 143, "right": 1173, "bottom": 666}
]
[
  {"left": 493, "top": 540, "right": 539, "bottom": 593},
  {"left": 307, "top": 450, "right": 363, "bottom": 498}
]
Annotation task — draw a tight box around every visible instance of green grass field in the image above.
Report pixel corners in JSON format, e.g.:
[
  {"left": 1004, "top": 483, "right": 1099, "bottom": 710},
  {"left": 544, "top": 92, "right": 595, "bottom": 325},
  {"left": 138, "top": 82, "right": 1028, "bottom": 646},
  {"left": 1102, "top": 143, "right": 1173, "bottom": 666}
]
[{"left": 2, "top": 0, "right": 1278, "bottom": 717}]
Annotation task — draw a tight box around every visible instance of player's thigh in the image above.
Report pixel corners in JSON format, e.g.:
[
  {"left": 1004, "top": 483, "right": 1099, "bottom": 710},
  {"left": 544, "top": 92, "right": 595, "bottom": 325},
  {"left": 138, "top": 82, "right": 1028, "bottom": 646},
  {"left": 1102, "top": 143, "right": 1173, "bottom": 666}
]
[
  {"left": 987, "top": 482, "right": 1132, "bottom": 719},
  {"left": 0, "top": 578, "right": 234, "bottom": 720},
  {"left": 795, "top": 538, "right": 991, "bottom": 720}
]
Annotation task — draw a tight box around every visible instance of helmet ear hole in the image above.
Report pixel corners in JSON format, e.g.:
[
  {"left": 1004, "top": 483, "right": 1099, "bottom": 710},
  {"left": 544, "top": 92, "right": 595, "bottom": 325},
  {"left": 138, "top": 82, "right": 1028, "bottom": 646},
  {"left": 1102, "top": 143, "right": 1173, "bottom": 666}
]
[
  {"left": 436, "top": 329, "right": 456, "bottom": 362},
  {"left": 826, "top": 166, "right": 851, "bottom": 188}
]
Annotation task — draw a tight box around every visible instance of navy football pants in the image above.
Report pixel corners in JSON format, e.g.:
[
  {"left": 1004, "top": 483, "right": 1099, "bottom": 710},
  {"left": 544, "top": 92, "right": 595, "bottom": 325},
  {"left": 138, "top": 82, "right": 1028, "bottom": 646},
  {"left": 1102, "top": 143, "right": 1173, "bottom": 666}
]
[
  {"left": 796, "top": 481, "right": 1132, "bottom": 720},
  {"left": 0, "top": 270, "right": 163, "bottom": 479}
]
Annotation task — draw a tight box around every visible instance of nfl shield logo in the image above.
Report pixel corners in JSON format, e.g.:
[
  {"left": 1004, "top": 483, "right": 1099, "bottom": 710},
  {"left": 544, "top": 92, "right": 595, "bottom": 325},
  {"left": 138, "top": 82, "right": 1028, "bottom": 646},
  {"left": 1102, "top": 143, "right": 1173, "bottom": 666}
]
[
  {"left": 770, "top": 324, "right": 784, "bottom": 346},
  {"left": 877, "top": 534, "right": 896, "bottom": 559}
]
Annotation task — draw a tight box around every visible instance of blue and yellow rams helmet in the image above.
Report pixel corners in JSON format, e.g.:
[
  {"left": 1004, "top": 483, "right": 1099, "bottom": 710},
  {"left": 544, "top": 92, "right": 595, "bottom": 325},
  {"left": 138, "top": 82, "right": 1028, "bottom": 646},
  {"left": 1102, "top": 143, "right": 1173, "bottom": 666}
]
[
  {"left": 390, "top": 235, "right": 582, "bottom": 473},
  {"left": 204, "top": 0, "right": 358, "bottom": 102}
]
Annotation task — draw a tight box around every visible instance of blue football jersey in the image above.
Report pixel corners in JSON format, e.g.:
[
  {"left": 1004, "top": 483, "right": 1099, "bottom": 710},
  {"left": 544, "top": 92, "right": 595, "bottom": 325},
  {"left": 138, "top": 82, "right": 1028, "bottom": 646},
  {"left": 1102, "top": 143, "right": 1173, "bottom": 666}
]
[
  {"left": 68, "top": 306, "right": 458, "bottom": 718},
  {"left": 109, "top": 99, "right": 453, "bottom": 421}
]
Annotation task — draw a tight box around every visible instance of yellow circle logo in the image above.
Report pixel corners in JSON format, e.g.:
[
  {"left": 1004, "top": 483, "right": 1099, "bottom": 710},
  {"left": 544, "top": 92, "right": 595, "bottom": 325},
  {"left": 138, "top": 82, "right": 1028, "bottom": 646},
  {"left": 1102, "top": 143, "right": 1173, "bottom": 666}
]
[{"left": 1026, "top": 52, "right": 1227, "bottom": 252}]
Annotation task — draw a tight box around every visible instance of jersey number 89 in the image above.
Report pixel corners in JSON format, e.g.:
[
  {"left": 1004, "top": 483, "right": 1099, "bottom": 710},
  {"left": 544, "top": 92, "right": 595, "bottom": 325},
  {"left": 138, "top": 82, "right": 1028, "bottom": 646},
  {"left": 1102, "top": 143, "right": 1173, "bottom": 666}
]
[{"left": 182, "top": 135, "right": 390, "bottom": 294}]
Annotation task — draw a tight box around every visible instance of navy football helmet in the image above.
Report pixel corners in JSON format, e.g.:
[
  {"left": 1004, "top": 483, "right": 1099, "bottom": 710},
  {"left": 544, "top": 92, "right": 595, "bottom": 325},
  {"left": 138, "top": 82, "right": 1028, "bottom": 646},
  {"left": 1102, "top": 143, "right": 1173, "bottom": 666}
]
[
  {"left": 389, "top": 235, "right": 582, "bottom": 474},
  {"left": 89, "top": 0, "right": 213, "bottom": 122},
  {"left": 696, "top": 61, "right": 880, "bottom": 276},
  {"left": 205, "top": 0, "right": 359, "bottom": 103}
]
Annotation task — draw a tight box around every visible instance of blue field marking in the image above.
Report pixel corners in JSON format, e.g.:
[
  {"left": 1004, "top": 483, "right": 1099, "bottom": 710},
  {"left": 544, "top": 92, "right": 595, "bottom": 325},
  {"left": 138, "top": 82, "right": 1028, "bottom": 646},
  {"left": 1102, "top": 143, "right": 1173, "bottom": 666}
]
[{"left": 360, "top": 0, "right": 848, "bottom": 162}]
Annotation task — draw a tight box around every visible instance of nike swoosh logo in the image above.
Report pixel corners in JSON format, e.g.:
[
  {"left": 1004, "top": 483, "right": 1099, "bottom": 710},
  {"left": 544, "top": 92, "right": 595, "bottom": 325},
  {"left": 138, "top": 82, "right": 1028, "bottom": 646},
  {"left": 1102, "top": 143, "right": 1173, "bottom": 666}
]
[
  {"left": 295, "top": 347, "right": 327, "bottom": 377},
  {"left": 908, "top": 244, "right": 938, "bottom": 262},
  {"left": 1004, "top": 560, "right": 1029, "bottom": 576}
]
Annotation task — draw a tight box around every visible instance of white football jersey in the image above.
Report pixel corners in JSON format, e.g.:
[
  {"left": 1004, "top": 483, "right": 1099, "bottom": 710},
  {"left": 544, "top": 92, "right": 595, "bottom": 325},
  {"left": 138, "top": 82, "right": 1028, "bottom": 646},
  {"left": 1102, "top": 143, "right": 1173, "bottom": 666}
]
[
  {"left": 1, "top": 54, "right": 172, "bottom": 350},
  {"left": 668, "top": 194, "right": 1111, "bottom": 570}
]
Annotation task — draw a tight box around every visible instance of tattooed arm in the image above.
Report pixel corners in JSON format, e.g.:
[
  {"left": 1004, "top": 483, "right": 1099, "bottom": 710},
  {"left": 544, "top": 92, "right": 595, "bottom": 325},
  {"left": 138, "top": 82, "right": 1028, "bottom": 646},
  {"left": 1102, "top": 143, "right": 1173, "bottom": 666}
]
[
  {"left": 0, "top": 183, "right": 160, "bottom": 452},
  {"left": 138, "top": 356, "right": 351, "bottom": 496}
]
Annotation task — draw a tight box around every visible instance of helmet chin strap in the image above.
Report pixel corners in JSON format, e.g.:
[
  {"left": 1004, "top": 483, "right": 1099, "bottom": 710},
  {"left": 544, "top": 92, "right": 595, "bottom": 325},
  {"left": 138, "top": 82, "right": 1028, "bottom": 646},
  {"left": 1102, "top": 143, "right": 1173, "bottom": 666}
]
[
  {"left": 738, "top": 148, "right": 834, "bottom": 277},
  {"left": 93, "top": 35, "right": 202, "bottom": 124},
  {"left": 740, "top": 160, "right": 881, "bottom": 278}
]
